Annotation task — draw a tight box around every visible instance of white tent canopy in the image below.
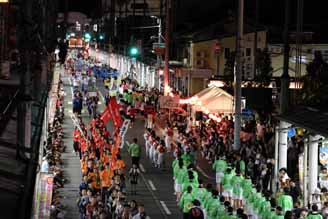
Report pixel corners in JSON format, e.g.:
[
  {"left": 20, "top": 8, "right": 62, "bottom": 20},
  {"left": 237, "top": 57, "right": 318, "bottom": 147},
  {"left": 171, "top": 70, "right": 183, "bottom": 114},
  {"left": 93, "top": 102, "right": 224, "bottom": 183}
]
[{"left": 192, "top": 86, "right": 234, "bottom": 114}]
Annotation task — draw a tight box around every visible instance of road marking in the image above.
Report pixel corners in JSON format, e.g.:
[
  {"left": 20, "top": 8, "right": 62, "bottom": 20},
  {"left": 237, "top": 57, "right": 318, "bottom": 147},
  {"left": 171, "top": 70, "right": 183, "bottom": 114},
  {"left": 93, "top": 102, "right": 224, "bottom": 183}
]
[
  {"left": 139, "top": 170, "right": 168, "bottom": 218},
  {"left": 139, "top": 164, "right": 146, "bottom": 173},
  {"left": 98, "top": 101, "right": 102, "bottom": 105},
  {"left": 148, "top": 180, "right": 157, "bottom": 191},
  {"left": 196, "top": 165, "right": 215, "bottom": 180},
  {"left": 68, "top": 101, "right": 72, "bottom": 105},
  {"left": 159, "top": 201, "right": 172, "bottom": 215},
  {"left": 68, "top": 109, "right": 72, "bottom": 113},
  {"left": 98, "top": 89, "right": 106, "bottom": 103},
  {"left": 67, "top": 77, "right": 74, "bottom": 99}
]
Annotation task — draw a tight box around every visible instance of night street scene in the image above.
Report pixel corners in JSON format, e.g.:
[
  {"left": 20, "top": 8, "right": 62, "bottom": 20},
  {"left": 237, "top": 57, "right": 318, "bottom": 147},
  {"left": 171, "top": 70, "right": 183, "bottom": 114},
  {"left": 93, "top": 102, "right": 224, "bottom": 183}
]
[{"left": 1, "top": 0, "right": 328, "bottom": 218}]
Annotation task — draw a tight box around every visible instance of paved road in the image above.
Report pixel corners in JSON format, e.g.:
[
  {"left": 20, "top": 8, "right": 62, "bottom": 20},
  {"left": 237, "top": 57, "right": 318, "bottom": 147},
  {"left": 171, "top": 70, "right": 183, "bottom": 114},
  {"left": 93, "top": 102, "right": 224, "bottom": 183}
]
[
  {"left": 96, "top": 80, "right": 181, "bottom": 219},
  {"left": 58, "top": 75, "right": 181, "bottom": 219}
]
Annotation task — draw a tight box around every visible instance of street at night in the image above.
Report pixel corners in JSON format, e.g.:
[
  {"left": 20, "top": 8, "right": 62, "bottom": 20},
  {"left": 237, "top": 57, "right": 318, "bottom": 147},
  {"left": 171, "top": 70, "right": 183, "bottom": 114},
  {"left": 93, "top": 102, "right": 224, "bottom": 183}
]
[{"left": 0, "top": 0, "right": 328, "bottom": 219}]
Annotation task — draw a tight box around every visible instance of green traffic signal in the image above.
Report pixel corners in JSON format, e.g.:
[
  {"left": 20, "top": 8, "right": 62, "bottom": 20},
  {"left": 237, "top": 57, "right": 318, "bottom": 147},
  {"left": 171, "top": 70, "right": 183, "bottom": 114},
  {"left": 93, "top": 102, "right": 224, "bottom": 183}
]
[
  {"left": 129, "top": 46, "right": 139, "bottom": 56},
  {"left": 84, "top": 32, "right": 91, "bottom": 40},
  {"left": 99, "top": 34, "right": 105, "bottom": 40}
]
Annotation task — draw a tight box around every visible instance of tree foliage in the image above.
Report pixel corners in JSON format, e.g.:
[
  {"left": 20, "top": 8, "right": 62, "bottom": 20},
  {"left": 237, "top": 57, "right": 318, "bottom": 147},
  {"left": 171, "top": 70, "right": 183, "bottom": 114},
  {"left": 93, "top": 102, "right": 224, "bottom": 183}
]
[
  {"left": 303, "top": 51, "right": 328, "bottom": 107},
  {"left": 223, "top": 51, "right": 235, "bottom": 86},
  {"left": 254, "top": 48, "right": 273, "bottom": 87}
]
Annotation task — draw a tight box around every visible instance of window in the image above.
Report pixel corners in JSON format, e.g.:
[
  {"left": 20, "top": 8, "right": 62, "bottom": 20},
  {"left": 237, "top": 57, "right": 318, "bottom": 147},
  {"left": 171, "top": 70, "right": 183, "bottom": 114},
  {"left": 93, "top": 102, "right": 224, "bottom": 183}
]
[
  {"left": 246, "top": 48, "right": 251, "bottom": 56},
  {"left": 224, "top": 48, "right": 230, "bottom": 59}
]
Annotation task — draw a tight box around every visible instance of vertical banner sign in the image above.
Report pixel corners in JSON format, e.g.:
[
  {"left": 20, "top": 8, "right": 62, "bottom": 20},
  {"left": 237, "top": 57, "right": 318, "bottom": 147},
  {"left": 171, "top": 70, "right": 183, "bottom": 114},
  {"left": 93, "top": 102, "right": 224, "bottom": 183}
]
[
  {"left": 298, "top": 153, "right": 304, "bottom": 192},
  {"left": 320, "top": 147, "right": 328, "bottom": 168},
  {"left": 34, "top": 173, "right": 54, "bottom": 219}
]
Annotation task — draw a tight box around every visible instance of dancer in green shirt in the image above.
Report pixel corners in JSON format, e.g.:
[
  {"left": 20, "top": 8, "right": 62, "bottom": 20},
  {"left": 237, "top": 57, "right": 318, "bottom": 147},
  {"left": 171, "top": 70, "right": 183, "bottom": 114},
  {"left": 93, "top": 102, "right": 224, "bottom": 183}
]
[{"left": 212, "top": 155, "right": 227, "bottom": 194}]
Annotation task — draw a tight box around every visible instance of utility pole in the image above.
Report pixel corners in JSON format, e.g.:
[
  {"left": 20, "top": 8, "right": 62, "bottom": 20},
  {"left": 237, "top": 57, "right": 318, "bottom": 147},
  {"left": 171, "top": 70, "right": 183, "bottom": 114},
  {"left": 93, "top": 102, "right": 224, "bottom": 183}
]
[
  {"left": 253, "top": 0, "right": 259, "bottom": 78},
  {"left": 157, "top": 18, "right": 162, "bottom": 67},
  {"left": 280, "top": 0, "right": 290, "bottom": 114},
  {"left": 233, "top": 0, "right": 244, "bottom": 151},
  {"left": 17, "top": 0, "right": 34, "bottom": 217},
  {"left": 163, "top": 0, "right": 170, "bottom": 95}
]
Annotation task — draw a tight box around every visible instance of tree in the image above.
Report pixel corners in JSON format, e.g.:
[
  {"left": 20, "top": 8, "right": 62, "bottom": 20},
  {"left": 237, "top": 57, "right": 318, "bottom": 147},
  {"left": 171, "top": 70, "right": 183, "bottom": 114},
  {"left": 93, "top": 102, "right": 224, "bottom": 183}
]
[
  {"left": 254, "top": 48, "right": 273, "bottom": 87},
  {"left": 303, "top": 51, "right": 328, "bottom": 107}
]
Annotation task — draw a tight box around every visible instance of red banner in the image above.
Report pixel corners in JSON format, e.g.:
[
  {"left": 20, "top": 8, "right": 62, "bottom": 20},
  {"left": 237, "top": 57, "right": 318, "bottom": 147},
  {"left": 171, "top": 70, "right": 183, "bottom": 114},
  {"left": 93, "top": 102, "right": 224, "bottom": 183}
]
[
  {"left": 108, "top": 97, "right": 123, "bottom": 129},
  {"left": 100, "top": 107, "right": 111, "bottom": 124}
]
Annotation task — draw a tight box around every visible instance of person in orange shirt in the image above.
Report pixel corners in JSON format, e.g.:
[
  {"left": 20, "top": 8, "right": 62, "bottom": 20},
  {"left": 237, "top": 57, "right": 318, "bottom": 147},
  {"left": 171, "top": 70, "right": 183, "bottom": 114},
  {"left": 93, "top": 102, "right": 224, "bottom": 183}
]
[
  {"left": 101, "top": 149, "right": 111, "bottom": 165},
  {"left": 81, "top": 155, "right": 89, "bottom": 175},
  {"left": 79, "top": 138, "right": 87, "bottom": 159},
  {"left": 100, "top": 163, "right": 113, "bottom": 200},
  {"left": 115, "top": 154, "right": 126, "bottom": 171},
  {"left": 89, "top": 147, "right": 96, "bottom": 160},
  {"left": 88, "top": 166, "right": 101, "bottom": 192}
]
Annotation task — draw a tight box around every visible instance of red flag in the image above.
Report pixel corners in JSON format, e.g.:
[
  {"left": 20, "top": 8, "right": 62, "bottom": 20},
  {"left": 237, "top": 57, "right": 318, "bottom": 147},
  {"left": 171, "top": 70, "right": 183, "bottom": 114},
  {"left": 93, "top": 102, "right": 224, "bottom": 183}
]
[
  {"left": 109, "top": 97, "right": 123, "bottom": 129},
  {"left": 100, "top": 107, "right": 111, "bottom": 124}
]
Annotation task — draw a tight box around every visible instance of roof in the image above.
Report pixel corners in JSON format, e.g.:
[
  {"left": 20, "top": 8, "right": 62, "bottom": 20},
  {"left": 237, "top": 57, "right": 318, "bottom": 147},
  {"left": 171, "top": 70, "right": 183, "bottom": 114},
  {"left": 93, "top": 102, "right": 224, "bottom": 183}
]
[
  {"left": 277, "top": 107, "right": 328, "bottom": 138},
  {"left": 178, "top": 16, "right": 267, "bottom": 43}
]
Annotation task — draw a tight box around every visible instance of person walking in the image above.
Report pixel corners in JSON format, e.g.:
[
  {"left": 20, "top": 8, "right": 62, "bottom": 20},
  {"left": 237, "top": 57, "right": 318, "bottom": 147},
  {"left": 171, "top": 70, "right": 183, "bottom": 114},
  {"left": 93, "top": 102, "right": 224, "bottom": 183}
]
[
  {"left": 129, "top": 164, "right": 140, "bottom": 195},
  {"left": 128, "top": 138, "right": 141, "bottom": 167},
  {"left": 179, "top": 185, "right": 195, "bottom": 219}
]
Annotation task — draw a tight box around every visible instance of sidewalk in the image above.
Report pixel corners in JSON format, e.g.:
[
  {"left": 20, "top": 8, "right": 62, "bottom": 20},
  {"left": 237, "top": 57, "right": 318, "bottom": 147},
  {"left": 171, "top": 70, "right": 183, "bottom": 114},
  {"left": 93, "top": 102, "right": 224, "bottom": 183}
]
[{"left": 57, "top": 73, "right": 82, "bottom": 219}]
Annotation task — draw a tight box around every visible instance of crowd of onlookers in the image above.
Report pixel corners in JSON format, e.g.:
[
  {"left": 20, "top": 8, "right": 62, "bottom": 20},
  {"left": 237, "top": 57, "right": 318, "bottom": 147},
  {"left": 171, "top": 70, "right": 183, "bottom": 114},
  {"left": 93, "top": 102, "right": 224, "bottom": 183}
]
[
  {"left": 38, "top": 76, "right": 68, "bottom": 219},
  {"left": 154, "top": 106, "right": 328, "bottom": 218}
]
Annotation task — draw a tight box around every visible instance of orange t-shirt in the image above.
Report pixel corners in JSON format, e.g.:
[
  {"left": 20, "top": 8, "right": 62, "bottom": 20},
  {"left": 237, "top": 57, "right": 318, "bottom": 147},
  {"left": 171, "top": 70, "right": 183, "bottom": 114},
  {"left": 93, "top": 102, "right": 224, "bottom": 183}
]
[
  {"left": 81, "top": 160, "right": 88, "bottom": 174},
  {"left": 100, "top": 169, "right": 113, "bottom": 187},
  {"left": 102, "top": 154, "right": 111, "bottom": 165},
  {"left": 116, "top": 160, "right": 126, "bottom": 169}
]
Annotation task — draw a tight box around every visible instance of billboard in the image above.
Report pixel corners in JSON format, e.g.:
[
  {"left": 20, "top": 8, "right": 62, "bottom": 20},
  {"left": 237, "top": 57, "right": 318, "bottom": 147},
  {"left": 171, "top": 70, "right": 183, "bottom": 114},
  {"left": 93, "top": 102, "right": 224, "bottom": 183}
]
[{"left": 159, "top": 96, "right": 180, "bottom": 109}]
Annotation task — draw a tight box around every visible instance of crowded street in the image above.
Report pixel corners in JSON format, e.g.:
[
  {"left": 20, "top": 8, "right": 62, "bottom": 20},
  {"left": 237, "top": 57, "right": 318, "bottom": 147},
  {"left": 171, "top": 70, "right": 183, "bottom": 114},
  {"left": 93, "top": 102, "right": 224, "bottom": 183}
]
[{"left": 1, "top": 1, "right": 328, "bottom": 219}]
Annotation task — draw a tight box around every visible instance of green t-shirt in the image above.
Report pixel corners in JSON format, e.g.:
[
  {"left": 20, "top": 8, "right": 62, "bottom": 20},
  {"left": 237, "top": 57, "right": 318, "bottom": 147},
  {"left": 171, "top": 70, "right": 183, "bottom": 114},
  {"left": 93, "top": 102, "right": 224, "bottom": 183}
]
[
  {"left": 127, "top": 94, "right": 134, "bottom": 104},
  {"left": 179, "top": 192, "right": 194, "bottom": 213},
  {"left": 182, "top": 153, "right": 194, "bottom": 167},
  {"left": 274, "top": 214, "right": 285, "bottom": 219},
  {"left": 176, "top": 167, "right": 187, "bottom": 184},
  {"left": 207, "top": 199, "right": 222, "bottom": 219},
  {"left": 182, "top": 180, "right": 199, "bottom": 194},
  {"left": 192, "top": 187, "right": 207, "bottom": 203},
  {"left": 307, "top": 213, "right": 323, "bottom": 219},
  {"left": 128, "top": 143, "right": 141, "bottom": 157},
  {"left": 222, "top": 172, "right": 234, "bottom": 190},
  {"left": 212, "top": 159, "right": 227, "bottom": 173},
  {"left": 277, "top": 194, "right": 293, "bottom": 212},
  {"left": 231, "top": 175, "right": 244, "bottom": 195}
]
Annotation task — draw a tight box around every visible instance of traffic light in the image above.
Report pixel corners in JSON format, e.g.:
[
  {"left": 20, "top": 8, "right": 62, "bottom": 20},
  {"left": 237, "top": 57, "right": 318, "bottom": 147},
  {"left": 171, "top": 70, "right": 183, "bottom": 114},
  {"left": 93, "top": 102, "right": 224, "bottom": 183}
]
[
  {"left": 84, "top": 32, "right": 91, "bottom": 42},
  {"left": 99, "top": 34, "right": 105, "bottom": 40},
  {"left": 129, "top": 46, "right": 139, "bottom": 57}
]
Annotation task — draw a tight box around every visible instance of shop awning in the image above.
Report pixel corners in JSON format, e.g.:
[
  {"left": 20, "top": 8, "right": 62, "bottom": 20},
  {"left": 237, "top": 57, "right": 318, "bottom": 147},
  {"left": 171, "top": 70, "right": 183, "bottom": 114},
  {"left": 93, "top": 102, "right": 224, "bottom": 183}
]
[{"left": 277, "top": 107, "right": 328, "bottom": 138}]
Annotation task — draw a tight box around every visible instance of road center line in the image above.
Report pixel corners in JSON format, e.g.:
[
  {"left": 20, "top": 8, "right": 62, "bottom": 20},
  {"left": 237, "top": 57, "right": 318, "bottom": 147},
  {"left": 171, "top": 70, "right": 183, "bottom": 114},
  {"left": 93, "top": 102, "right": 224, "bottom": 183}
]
[
  {"left": 139, "top": 164, "right": 146, "bottom": 173},
  {"left": 67, "top": 77, "right": 74, "bottom": 99},
  {"left": 159, "top": 201, "right": 172, "bottom": 215},
  {"left": 98, "top": 89, "right": 106, "bottom": 103},
  {"left": 148, "top": 180, "right": 157, "bottom": 191}
]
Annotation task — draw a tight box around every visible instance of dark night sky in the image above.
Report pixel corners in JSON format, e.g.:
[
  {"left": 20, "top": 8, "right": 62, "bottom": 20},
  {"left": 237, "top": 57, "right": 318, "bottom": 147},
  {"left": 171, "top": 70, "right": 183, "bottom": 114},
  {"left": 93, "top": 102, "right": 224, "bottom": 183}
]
[{"left": 59, "top": 0, "right": 328, "bottom": 37}]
